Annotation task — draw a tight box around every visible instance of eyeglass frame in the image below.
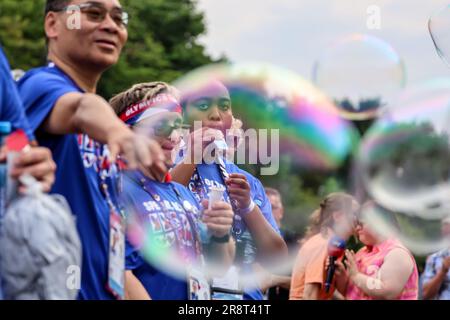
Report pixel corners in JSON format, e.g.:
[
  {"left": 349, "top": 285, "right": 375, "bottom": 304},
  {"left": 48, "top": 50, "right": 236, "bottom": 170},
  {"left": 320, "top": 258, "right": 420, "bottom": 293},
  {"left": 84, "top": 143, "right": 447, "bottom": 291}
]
[{"left": 51, "top": 1, "right": 129, "bottom": 29}]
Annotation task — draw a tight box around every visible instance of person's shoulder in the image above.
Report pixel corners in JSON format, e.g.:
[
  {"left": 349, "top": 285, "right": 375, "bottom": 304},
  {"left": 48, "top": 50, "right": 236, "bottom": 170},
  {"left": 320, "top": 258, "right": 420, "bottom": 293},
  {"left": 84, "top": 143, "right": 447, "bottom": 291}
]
[
  {"left": 385, "top": 247, "right": 415, "bottom": 270},
  {"left": 171, "top": 181, "right": 198, "bottom": 199},
  {"left": 425, "top": 250, "right": 446, "bottom": 264},
  {"left": 0, "top": 48, "right": 11, "bottom": 73},
  {"left": 226, "top": 162, "right": 252, "bottom": 176},
  {"left": 170, "top": 181, "right": 190, "bottom": 193},
  {"left": 19, "top": 65, "right": 77, "bottom": 90},
  {"left": 19, "top": 66, "right": 56, "bottom": 83},
  {"left": 226, "top": 162, "right": 262, "bottom": 185},
  {"left": 122, "top": 171, "right": 144, "bottom": 192},
  {"left": 302, "top": 233, "right": 327, "bottom": 252}
]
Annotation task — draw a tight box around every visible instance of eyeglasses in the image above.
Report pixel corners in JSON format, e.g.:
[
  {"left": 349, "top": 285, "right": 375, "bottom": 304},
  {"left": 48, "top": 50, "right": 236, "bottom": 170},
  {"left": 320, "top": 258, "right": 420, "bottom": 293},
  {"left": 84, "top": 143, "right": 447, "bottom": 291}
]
[
  {"left": 54, "top": 2, "right": 129, "bottom": 29},
  {"left": 153, "top": 118, "right": 190, "bottom": 138}
]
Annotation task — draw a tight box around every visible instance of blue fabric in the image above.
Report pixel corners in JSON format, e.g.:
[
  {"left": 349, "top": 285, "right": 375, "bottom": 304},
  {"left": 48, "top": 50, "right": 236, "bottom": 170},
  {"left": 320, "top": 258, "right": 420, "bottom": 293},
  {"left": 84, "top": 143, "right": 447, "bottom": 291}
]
[
  {"left": 0, "top": 46, "right": 34, "bottom": 139},
  {"left": 122, "top": 171, "right": 202, "bottom": 300},
  {"left": 17, "top": 64, "right": 121, "bottom": 300},
  {"left": 421, "top": 249, "right": 450, "bottom": 300},
  {"left": 187, "top": 160, "right": 279, "bottom": 300}
]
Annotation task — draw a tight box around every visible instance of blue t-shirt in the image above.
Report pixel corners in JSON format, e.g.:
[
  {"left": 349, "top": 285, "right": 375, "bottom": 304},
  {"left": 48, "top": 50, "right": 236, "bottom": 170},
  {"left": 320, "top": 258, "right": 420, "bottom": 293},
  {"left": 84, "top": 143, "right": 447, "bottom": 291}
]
[
  {"left": 187, "top": 160, "right": 279, "bottom": 300},
  {"left": 17, "top": 64, "right": 121, "bottom": 300},
  {"left": 0, "top": 46, "right": 33, "bottom": 139},
  {"left": 123, "top": 171, "right": 203, "bottom": 300}
]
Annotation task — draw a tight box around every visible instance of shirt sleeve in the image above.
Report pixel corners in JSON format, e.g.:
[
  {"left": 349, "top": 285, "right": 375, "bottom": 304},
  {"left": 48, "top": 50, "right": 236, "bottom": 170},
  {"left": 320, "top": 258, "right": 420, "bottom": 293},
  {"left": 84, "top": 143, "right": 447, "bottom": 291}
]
[
  {"left": 18, "top": 69, "right": 79, "bottom": 133},
  {"left": 248, "top": 174, "right": 280, "bottom": 234},
  {"left": 0, "top": 47, "right": 34, "bottom": 140},
  {"left": 421, "top": 254, "right": 438, "bottom": 285},
  {"left": 304, "top": 244, "right": 327, "bottom": 285},
  {"left": 125, "top": 238, "right": 144, "bottom": 270}
]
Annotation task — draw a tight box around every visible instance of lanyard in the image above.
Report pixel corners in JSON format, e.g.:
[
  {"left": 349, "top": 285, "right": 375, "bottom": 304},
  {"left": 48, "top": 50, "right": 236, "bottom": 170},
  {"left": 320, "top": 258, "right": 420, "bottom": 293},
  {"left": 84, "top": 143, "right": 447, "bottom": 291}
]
[
  {"left": 191, "top": 160, "right": 245, "bottom": 238},
  {"left": 126, "top": 171, "right": 203, "bottom": 263},
  {"left": 95, "top": 142, "right": 125, "bottom": 218}
]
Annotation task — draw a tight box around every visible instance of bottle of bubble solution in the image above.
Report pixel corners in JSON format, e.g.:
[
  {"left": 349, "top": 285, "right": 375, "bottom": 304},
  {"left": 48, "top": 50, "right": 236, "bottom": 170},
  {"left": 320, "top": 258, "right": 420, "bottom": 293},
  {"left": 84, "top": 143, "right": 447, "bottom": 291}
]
[{"left": 0, "top": 122, "right": 11, "bottom": 225}]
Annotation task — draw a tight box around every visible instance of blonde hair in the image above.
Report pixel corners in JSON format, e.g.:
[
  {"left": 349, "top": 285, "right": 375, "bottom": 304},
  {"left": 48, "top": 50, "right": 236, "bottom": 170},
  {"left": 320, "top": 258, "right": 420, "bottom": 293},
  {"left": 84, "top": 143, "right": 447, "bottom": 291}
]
[
  {"left": 304, "top": 192, "right": 357, "bottom": 240},
  {"left": 109, "top": 82, "right": 180, "bottom": 116}
]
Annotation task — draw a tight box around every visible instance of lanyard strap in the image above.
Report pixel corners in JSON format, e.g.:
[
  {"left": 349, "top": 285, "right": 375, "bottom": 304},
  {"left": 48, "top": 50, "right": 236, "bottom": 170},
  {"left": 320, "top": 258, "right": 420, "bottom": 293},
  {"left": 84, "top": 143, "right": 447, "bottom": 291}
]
[
  {"left": 193, "top": 161, "right": 245, "bottom": 238},
  {"left": 95, "top": 141, "right": 125, "bottom": 218}
]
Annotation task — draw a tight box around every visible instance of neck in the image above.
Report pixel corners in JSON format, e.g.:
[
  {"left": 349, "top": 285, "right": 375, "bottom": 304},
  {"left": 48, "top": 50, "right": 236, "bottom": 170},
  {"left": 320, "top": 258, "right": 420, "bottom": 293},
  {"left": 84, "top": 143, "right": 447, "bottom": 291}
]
[
  {"left": 373, "top": 236, "right": 387, "bottom": 246},
  {"left": 139, "top": 165, "right": 166, "bottom": 183},
  {"left": 47, "top": 50, "right": 102, "bottom": 93}
]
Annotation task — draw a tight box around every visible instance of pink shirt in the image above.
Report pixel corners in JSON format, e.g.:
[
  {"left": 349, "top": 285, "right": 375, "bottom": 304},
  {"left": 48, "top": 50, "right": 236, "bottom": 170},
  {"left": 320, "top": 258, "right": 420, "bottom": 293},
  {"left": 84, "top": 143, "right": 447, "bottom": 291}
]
[{"left": 346, "top": 238, "right": 419, "bottom": 300}]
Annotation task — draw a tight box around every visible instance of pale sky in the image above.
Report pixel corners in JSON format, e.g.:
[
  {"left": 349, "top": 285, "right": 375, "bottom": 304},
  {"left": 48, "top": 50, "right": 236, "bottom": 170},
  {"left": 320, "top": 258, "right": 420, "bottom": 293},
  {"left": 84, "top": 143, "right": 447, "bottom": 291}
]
[{"left": 197, "top": 0, "right": 449, "bottom": 86}]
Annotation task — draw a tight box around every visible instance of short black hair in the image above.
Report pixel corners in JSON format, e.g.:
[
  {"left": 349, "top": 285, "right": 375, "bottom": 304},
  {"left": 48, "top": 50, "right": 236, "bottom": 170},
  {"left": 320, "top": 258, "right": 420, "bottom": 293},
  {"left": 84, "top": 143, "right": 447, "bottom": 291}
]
[{"left": 45, "top": 0, "right": 72, "bottom": 15}]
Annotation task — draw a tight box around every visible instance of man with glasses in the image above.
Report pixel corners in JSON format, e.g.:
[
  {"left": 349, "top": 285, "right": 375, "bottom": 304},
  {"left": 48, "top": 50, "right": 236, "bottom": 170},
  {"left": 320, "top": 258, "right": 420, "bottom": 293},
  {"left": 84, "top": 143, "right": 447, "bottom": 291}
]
[{"left": 17, "top": 0, "right": 166, "bottom": 300}]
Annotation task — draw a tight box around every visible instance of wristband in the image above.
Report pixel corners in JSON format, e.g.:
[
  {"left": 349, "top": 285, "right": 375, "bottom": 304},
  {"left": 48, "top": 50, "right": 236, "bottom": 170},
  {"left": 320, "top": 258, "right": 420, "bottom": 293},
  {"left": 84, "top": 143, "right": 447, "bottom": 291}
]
[
  {"left": 239, "top": 200, "right": 255, "bottom": 216},
  {"left": 211, "top": 234, "right": 230, "bottom": 243}
]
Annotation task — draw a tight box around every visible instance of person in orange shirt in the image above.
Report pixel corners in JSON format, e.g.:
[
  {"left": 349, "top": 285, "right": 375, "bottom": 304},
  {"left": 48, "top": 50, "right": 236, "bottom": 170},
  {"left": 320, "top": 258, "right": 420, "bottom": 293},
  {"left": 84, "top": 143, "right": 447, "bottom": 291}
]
[{"left": 289, "top": 193, "right": 359, "bottom": 300}]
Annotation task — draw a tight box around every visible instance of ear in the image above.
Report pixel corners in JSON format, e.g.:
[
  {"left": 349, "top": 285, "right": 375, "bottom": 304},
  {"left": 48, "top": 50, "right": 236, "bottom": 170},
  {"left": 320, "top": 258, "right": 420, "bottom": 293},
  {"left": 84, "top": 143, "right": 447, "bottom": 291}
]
[{"left": 45, "top": 12, "right": 61, "bottom": 41}]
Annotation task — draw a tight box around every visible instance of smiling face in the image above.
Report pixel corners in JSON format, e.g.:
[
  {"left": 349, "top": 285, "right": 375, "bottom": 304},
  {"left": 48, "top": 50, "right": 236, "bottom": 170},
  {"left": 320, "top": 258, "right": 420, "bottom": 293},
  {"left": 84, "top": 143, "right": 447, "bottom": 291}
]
[
  {"left": 45, "top": 0, "right": 128, "bottom": 70},
  {"left": 183, "top": 81, "right": 233, "bottom": 135},
  {"left": 135, "top": 112, "right": 183, "bottom": 167}
]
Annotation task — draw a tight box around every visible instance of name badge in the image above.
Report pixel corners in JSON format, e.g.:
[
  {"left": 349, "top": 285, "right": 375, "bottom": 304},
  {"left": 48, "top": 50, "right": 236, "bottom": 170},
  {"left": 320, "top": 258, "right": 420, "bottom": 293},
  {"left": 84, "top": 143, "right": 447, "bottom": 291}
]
[
  {"left": 107, "top": 209, "right": 125, "bottom": 299},
  {"left": 187, "top": 266, "right": 211, "bottom": 300}
]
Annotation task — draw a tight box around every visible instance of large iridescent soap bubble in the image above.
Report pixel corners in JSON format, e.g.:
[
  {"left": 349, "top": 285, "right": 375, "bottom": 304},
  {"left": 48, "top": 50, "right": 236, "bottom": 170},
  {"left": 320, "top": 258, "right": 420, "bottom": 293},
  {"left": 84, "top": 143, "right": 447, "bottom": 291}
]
[
  {"left": 429, "top": 4, "right": 450, "bottom": 67},
  {"left": 123, "top": 61, "right": 360, "bottom": 294},
  {"left": 174, "top": 62, "right": 360, "bottom": 172},
  {"left": 355, "top": 78, "right": 450, "bottom": 254},
  {"left": 312, "top": 34, "right": 406, "bottom": 121}
]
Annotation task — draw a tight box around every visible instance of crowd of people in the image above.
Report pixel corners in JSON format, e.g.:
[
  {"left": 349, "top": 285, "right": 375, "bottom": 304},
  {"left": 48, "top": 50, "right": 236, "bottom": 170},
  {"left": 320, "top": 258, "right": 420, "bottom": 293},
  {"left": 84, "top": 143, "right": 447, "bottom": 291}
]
[{"left": 0, "top": 0, "right": 449, "bottom": 300}]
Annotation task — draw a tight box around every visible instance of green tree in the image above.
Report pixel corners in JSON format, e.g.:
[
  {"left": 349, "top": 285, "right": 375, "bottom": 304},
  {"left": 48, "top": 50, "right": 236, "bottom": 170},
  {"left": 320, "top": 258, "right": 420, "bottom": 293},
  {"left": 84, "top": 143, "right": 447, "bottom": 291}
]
[
  {"left": 0, "top": 0, "right": 220, "bottom": 99},
  {"left": 0, "top": 0, "right": 47, "bottom": 68}
]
